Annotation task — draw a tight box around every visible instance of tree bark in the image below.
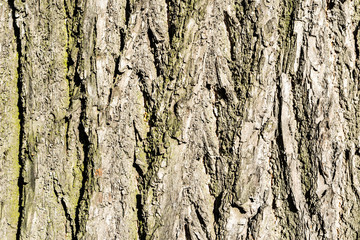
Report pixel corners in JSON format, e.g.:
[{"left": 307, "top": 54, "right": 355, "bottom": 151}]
[{"left": 1, "top": 0, "right": 360, "bottom": 239}]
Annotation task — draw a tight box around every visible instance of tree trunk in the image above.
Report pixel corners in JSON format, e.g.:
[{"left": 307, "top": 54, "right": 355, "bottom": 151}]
[{"left": 1, "top": 0, "right": 360, "bottom": 239}]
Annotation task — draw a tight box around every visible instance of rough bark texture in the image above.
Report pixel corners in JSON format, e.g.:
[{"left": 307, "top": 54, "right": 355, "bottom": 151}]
[{"left": 1, "top": 0, "right": 360, "bottom": 239}]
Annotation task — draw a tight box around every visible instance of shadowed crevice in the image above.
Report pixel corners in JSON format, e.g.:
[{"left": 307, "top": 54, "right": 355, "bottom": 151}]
[
  {"left": 106, "top": 28, "right": 126, "bottom": 109},
  {"left": 135, "top": 194, "right": 146, "bottom": 240},
  {"left": 74, "top": 102, "right": 93, "bottom": 239},
  {"left": 354, "top": 23, "right": 360, "bottom": 60},
  {"left": 147, "top": 27, "right": 162, "bottom": 77},
  {"left": 165, "top": 0, "right": 176, "bottom": 44},
  {"left": 194, "top": 207, "right": 210, "bottom": 238},
  {"left": 271, "top": 83, "right": 302, "bottom": 238},
  {"left": 212, "top": 192, "right": 222, "bottom": 234},
  {"left": 7, "top": 1, "right": 25, "bottom": 239},
  {"left": 184, "top": 223, "right": 192, "bottom": 240},
  {"left": 133, "top": 134, "right": 146, "bottom": 240},
  {"left": 74, "top": 22, "right": 98, "bottom": 239},
  {"left": 326, "top": 0, "right": 336, "bottom": 10},
  {"left": 53, "top": 182, "right": 75, "bottom": 238},
  {"left": 223, "top": 11, "right": 236, "bottom": 61},
  {"left": 125, "top": 0, "right": 131, "bottom": 27}
]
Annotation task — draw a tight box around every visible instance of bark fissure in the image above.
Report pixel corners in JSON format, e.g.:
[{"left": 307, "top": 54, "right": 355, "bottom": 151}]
[
  {"left": 7, "top": 1, "right": 25, "bottom": 239},
  {"left": 274, "top": 1, "right": 313, "bottom": 238},
  {"left": 135, "top": 193, "right": 146, "bottom": 240},
  {"left": 223, "top": 11, "right": 236, "bottom": 61},
  {"left": 125, "top": 0, "right": 131, "bottom": 27},
  {"left": 354, "top": 23, "right": 360, "bottom": 60},
  {"left": 133, "top": 117, "right": 147, "bottom": 240},
  {"left": 184, "top": 223, "right": 192, "bottom": 240},
  {"left": 63, "top": 1, "right": 89, "bottom": 238},
  {"left": 74, "top": 115, "right": 92, "bottom": 238},
  {"left": 273, "top": 84, "right": 302, "bottom": 238},
  {"left": 74, "top": 26, "right": 99, "bottom": 236},
  {"left": 53, "top": 181, "right": 75, "bottom": 238},
  {"left": 147, "top": 27, "right": 162, "bottom": 77}
]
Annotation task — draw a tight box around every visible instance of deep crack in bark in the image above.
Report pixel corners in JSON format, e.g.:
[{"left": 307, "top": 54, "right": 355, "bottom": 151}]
[{"left": 7, "top": 1, "right": 25, "bottom": 239}]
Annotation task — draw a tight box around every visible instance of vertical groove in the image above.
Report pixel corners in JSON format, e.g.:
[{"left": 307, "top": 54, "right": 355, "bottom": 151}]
[
  {"left": 125, "top": 0, "right": 131, "bottom": 27},
  {"left": 63, "top": 1, "right": 83, "bottom": 238},
  {"left": 274, "top": 82, "right": 301, "bottom": 237},
  {"left": 354, "top": 24, "right": 359, "bottom": 60},
  {"left": 74, "top": 113, "right": 92, "bottom": 238},
  {"left": 132, "top": 0, "right": 206, "bottom": 237},
  {"left": 53, "top": 182, "right": 75, "bottom": 238},
  {"left": 75, "top": 21, "right": 98, "bottom": 239},
  {"left": 272, "top": 0, "right": 308, "bottom": 238},
  {"left": 62, "top": 2, "right": 75, "bottom": 236},
  {"left": 7, "top": 1, "right": 25, "bottom": 239}
]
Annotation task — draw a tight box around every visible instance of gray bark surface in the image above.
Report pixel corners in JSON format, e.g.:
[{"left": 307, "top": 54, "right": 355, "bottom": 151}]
[{"left": 1, "top": 0, "right": 360, "bottom": 239}]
